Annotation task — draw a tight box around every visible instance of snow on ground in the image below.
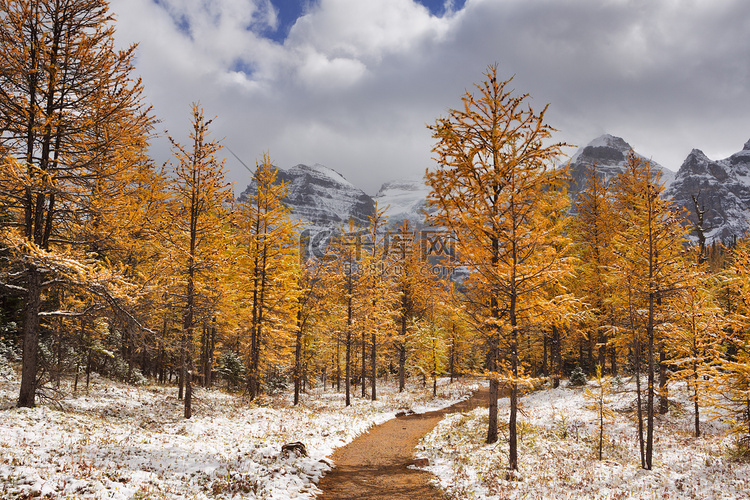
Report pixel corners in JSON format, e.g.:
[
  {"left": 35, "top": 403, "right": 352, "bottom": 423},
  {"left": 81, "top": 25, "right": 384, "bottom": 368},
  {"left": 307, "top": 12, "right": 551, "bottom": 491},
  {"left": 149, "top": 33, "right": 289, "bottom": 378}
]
[
  {"left": 4, "top": 364, "right": 748, "bottom": 500},
  {"left": 0, "top": 371, "right": 475, "bottom": 500},
  {"left": 416, "top": 378, "right": 750, "bottom": 499}
]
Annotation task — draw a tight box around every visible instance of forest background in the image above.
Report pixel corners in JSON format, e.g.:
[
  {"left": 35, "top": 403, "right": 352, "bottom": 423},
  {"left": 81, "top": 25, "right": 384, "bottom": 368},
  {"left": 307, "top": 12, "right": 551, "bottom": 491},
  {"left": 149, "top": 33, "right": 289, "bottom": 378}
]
[{"left": 2, "top": 0, "right": 750, "bottom": 479}]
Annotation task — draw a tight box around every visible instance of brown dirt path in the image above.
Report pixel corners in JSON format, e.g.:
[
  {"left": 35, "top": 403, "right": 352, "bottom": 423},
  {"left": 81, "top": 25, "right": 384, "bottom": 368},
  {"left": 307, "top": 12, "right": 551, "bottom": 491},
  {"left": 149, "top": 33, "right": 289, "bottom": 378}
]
[{"left": 316, "top": 386, "right": 490, "bottom": 500}]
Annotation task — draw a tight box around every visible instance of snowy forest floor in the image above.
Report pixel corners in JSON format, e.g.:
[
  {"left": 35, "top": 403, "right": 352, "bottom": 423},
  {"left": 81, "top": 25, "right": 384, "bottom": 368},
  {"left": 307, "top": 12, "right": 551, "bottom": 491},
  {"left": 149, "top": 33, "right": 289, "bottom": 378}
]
[
  {"left": 0, "top": 370, "right": 473, "bottom": 499},
  {"left": 1, "top": 368, "right": 749, "bottom": 500},
  {"left": 417, "top": 378, "right": 750, "bottom": 499}
]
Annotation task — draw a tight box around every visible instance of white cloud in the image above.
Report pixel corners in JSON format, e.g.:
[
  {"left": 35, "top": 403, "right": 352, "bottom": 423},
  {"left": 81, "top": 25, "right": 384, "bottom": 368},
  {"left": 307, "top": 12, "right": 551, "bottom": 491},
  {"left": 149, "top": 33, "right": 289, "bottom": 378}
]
[
  {"left": 296, "top": 51, "right": 368, "bottom": 89},
  {"left": 107, "top": 0, "right": 750, "bottom": 193},
  {"left": 287, "top": 0, "right": 450, "bottom": 62}
]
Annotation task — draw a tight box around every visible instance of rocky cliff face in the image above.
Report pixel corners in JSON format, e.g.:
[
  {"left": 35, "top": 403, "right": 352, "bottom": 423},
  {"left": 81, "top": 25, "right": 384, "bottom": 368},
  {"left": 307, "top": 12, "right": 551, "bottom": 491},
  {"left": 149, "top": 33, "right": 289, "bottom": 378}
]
[
  {"left": 665, "top": 140, "right": 750, "bottom": 244},
  {"left": 239, "top": 163, "right": 375, "bottom": 230},
  {"left": 566, "top": 134, "right": 674, "bottom": 198}
]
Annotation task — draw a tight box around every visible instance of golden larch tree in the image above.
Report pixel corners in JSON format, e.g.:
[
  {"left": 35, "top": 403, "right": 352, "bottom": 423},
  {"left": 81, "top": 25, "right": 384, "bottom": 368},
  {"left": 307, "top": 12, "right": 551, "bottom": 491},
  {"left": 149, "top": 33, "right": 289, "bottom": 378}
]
[
  {"left": 357, "top": 205, "right": 398, "bottom": 401},
  {"left": 426, "top": 64, "right": 570, "bottom": 471},
  {"left": 389, "top": 220, "right": 446, "bottom": 391},
  {"left": 666, "top": 275, "right": 725, "bottom": 438},
  {"left": 165, "top": 103, "right": 232, "bottom": 418},
  {"left": 718, "top": 237, "right": 750, "bottom": 441},
  {"left": 233, "top": 154, "right": 299, "bottom": 401},
  {"left": 608, "top": 151, "right": 693, "bottom": 469},
  {"left": 0, "top": 0, "right": 154, "bottom": 407},
  {"left": 322, "top": 220, "right": 364, "bottom": 407},
  {"left": 571, "top": 163, "right": 619, "bottom": 374}
]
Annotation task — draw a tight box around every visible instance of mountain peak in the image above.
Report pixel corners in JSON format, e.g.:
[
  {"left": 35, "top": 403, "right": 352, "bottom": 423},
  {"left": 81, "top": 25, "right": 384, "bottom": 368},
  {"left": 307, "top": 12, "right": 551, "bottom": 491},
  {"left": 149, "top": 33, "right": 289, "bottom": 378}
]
[
  {"left": 744, "top": 139, "right": 750, "bottom": 151},
  {"left": 587, "top": 134, "right": 632, "bottom": 151},
  {"left": 569, "top": 134, "right": 634, "bottom": 166},
  {"left": 686, "top": 148, "right": 709, "bottom": 161},
  {"left": 240, "top": 162, "right": 373, "bottom": 229},
  {"left": 374, "top": 177, "right": 432, "bottom": 229},
  {"left": 289, "top": 163, "right": 354, "bottom": 188},
  {"left": 567, "top": 134, "right": 671, "bottom": 191},
  {"left": 667, "top": 142, "right": 750, "bottom": 244}
]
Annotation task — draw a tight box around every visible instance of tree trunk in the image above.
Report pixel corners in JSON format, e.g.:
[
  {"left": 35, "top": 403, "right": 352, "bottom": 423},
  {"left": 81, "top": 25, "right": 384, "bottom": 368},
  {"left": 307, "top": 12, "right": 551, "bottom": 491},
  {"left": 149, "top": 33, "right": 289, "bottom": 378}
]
[
  {"left": 658, "top": 341, "right": 668, "bottom": 414},
  {"left": 551, "top": 325, "right": 561, "bottom": 389},
  {"left": 578, "top": 339, "right": 585, "bottom": 372},
  {"left": 646, "top": 294, "right": 655, "bottom": 470},
  {"left": 185, "top": 346, "right": 193, "bottom": 419},
  {"left": 371, "top": 332, "right": 377, "bottom": 401},
  {"left": 335, "top": 339, "right": 341, "bottom": 392},
  {"left": 635, "top": 337, "right": 645, "bottom": 469},
  {"left": 183, "top": 253, "right": 195, "bottom": 417},
  {"left": 19, "top": 268, "right": 42, "bottom": 408},
  {"left": 345, "top": 294, "right": 352, "bottom": 407},
  {"left": 361, "top": 328, "right": 366, "bottom": 398},
  {"left": 693, "top": 362, "right": 701, "bottom": 438},
  {"left": 294, "top": 308, "right": 303, "bottom": 406},
  {"left": 345, "top": 329, "right": 351, "bottom": 407},
  {"left": 55, "top": 316, "right": 63, "bottom": 388},
  {"left": 598, "top": 400, "right": 604, "bottom": 461},
  {"left": 486, "top": 333, "right": 499, "bottom": 444},
  {"left": 509, "top": 323, "right": 519, "bottom": 471},
  {"left": 178, "top": 334, "right": 185, "bottom": 400},
  {"left": 398, "top": 342, "right": 406, "bottom": 392},
  {"left": 85, "top": 348, "right": 92, "bottom": 391},
  {"left": 207, "top": 320, "right": 216, "bottom": 388}
]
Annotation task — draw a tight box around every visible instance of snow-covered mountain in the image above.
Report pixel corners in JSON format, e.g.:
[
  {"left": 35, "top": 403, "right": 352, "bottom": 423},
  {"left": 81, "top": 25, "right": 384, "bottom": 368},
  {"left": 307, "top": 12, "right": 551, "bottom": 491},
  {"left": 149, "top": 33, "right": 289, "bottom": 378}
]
[
  {"left": 373, "top": 178, "right": 432, "bottom": 229},
  {"left": 665, "top": 140, "right": 750, "bottom": 244},
  {"left": 238, "top": 136, "right": 750, "bottom": 245},
  {"left": 566, "top": 134, "right": 674, "bottom": 197},
  {"left": 239, "top": 163, "right": 375, "bottom": 230}
]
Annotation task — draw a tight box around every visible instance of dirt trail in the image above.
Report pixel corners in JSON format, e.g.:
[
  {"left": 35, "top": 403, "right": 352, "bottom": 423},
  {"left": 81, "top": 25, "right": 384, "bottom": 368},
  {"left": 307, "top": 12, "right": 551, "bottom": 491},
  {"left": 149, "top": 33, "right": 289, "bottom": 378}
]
[{"left": 317, "top": 386, "right": 490, "bottom": 500}]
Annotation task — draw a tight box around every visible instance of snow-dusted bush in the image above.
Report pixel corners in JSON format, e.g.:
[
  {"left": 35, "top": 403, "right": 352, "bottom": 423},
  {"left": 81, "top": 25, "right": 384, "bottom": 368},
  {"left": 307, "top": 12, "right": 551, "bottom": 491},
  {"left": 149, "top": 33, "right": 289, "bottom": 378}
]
[
  {"left": 568, "top": 365, "right": 588, "bottom": 387},
  {"left": 0, "top": 337, "right": 19, "bottom": 381},
  {"left": 107, "top": 356, "right": 147, "bottom": 385},
  {"left": 263, "top": 368, "right": 289, "bottom": 396},
  {"left": 217, "top": 351, "right": 245, "bottom": 390},
  {"left": 0, "top": 336, "right": 19, "bottom": 360}
]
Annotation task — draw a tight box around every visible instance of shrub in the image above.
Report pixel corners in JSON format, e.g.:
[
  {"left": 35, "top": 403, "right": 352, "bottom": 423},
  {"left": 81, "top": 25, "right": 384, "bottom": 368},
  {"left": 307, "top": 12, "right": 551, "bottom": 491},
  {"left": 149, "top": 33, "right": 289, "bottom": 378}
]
[
  {"left": 0, "top": 338, "right": 19, "bottom": 381},
  {"left": 218, "top": 352, "right": 245, "bottom": 390},
  {"left": 263, "top": 369, "right": 288, "bottom": 396},
  {"left": 568, "top": 365, "right": 587, "bottom": 387}
]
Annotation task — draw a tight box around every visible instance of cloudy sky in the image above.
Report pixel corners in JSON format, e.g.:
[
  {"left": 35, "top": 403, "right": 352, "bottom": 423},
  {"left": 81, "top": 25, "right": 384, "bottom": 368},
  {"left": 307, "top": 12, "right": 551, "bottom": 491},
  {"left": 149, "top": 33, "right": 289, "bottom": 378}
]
[{"left": 108, "top": 0, "right": 750, "bottom": 195}]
